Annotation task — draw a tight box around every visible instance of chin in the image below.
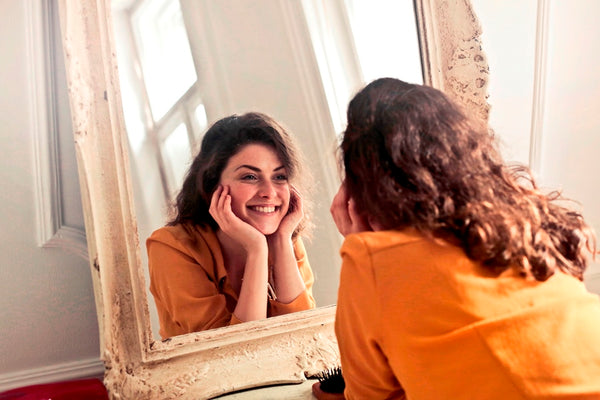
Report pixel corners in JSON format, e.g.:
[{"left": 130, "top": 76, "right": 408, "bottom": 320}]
[
  {"left": 249, "top": 221, "right": 281, "bottom": 236},
  {"left": 244, "top": 214, "right": 284, "bottom": 236},
  {"left": 256, "top": 226, "right": 279, "bottom": 236}
]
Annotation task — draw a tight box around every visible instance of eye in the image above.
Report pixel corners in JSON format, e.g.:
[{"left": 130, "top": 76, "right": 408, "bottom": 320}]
[
  {"left": 241, "top": 174, "right": 258, "bottom": 181},
  {"left": 274, "top": 173, "right": 288, "bottom": 182}
]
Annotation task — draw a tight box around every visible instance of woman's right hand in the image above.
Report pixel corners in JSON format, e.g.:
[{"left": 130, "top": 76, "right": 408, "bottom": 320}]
[
  {"left": 209, "top": 185, "right": 266, "bottom": 250},
  {"left": 330, "top": 182, "right": 372, "bottom": 236}
]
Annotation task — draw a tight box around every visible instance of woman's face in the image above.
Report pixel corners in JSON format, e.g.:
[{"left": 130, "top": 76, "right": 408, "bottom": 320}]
[{"left": 218, "top": 143, "right": 290, "bottom": 235}]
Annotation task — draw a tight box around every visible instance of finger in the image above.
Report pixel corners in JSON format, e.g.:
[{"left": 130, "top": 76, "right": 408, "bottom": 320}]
[
  {"left": 368, "top": 215, "right": 384, "bottom": 231},
  {"left": 338, "top": 183, "right": 349, "bottom": 202},
  {"left": 347, "top": 198, "right": 360, "bottom": 222},
  {"left": 217, "top": 189, "right": 235, "bottom": 226},
  {"left": 223, "top": 191, "right": 232, "bottom": 215},
  {"left": 217, "top": 185, "right": 228, "bottom": 210},
  {"left": 209, "top": 185, "right": 223, "bottom": 215},
  {"left": 330, "top": 200, "right": 351, "bottom": 236},
  {"left": 289, "top": 186, "right": 303, "bottom": 215},
  {"left": 211, "top": 185, "right": 223, "bottom": 205},
  {"left": 348, "top": 198, "right": 370, "bottom": 232},
  {"left": 330, "top": 186, "right": 348, "bottom": 215}
]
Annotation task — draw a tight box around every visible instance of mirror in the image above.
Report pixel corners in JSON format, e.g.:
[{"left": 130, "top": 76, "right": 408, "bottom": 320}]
[
  {"left": 109, "top": 0, "right": 424, "bottom": 339},
  {"left": 57, "top": 0, "right": 489, "bottom": 398}
]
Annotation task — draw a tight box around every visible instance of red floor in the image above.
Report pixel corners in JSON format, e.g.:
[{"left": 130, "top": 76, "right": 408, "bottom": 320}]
[{"left": 0, "top": 378, "right": 108, "bottom": 400}]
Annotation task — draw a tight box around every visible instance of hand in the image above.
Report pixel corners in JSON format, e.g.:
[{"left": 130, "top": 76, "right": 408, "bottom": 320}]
[
  {"left": 270, "top": 185, "right": 304, "bottom": 240},
  {"left": 330, "top": 183, "right": 372, "bottom": 236},
  {"left": 209, "top": 185, "right": 266, "bottom": 250}
]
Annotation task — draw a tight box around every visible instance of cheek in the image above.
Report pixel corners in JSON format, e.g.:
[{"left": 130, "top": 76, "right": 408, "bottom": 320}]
[
  {"left": 226, "top": 184, "right": 250, "bottom": 216},
  {"left": 228, "top": 197, "right": 244, "bottom": 217}
]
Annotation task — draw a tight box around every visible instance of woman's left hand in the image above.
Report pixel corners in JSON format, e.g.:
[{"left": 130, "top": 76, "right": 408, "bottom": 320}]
[{"left": 272, "top": 186, "right": 303, "bottom": 239}]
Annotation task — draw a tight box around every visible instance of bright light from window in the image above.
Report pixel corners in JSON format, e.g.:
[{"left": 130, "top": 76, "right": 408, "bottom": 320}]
[
  {"left": 194, "top": 103, "right": 208, "bottom": 133},
  {"left": 161, "top": 123, "right": 192, "bottom": 192},
  {"left": 346, "top": 0, "right": 422, "bottom": 84},
  {"left": 133, "top": 0, "right": 197, "bottom": 120}
]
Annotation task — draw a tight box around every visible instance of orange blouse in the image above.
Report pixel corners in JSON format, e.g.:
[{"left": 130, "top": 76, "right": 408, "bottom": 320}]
[
  {"left": 335, "top": 229, "right": 600, "bottom": 400},
  {"left": 147, "top": 223, "right": 315, "bottom": 339}
]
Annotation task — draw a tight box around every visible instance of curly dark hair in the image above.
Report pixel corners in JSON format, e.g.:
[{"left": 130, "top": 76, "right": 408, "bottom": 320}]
[
  {"left": 169, "top": 112, "right": 312, "bottom": 238},
  {"left": 341, "top": 78, "right": 596, "bottom": 281}
]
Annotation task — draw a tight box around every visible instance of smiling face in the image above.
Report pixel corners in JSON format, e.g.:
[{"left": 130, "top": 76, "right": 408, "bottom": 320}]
[{"left": 218, "top": 143, "right": 291, "bottom": 235}]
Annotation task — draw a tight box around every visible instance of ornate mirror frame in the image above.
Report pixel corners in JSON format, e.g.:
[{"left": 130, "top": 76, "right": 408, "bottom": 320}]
[{"left": 57, "top": 0, "right": 489, "bottom": 398}]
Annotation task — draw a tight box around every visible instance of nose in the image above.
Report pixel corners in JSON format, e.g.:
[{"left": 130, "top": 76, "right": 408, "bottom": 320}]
[{"left": 258, "top": 180, "right": 277, "bottom": 198}]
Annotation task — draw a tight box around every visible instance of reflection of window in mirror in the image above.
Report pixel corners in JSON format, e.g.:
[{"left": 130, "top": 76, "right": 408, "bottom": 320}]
[
  {"left": 112, "top": 0, "right": 207, "bottom": 218},
  {"left": 161, "top": 122, "right": 191, "bottom": 192},
  {"left": 345, "top": 0, "right": 422, "bottom": 84},
  {"left": 132, "top": 0, "right": 196, "bottom": 120},
  {"left": 302, "top": 0, "right": 423, "bottom": 134}
]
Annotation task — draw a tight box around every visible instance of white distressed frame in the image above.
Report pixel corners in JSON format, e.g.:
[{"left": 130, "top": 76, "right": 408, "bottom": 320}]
[{"left": 56, "top": 0, "right": 490, "bottom": 398}]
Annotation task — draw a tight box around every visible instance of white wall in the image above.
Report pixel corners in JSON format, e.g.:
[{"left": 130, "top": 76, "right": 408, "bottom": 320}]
[
  {"left": 0, "top": 0, "right": 598, "bottom": 392},
  {"left": 542, "top": 1, "right": 600, "bottom": 290},
  {"left": 472, "top": 0, "right": 600, "bottom": 293},
  {"left": 0, "top": 0, "right": 102, "bottom": 392}
]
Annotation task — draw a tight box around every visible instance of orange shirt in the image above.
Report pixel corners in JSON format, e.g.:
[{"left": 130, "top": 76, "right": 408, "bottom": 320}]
[
  {"left": 147, "top": 223, "right": 315, "bottom": 339},
  {"left": 335, "top": 229, "right": 600, "bottom": 400}
]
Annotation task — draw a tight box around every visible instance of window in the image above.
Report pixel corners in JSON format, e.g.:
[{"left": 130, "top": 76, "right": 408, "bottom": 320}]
[
  {"left": 112, "top": 0, "right": 208, "bottom": 206},
  {"left": 302, "top": 0, "right": 422, "bottom": 134}
]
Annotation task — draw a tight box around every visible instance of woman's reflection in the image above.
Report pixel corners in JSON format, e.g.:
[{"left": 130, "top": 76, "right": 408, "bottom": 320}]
[{"left": 146, "top": 112, "right": 316, "bottom": 339}]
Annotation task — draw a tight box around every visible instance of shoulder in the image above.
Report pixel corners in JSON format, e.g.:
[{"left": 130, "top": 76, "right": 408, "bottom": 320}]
[
  {"left": 341, "top": 228, "right": 426, "bottom": 258},
  {"left": 146, "top": 223, "right": 223, "bottom": 279},
  {"left": 147, "top": 223, "right": 220, "bottom": 255},
  {"left": 338, "top": 229, "right": 429, "bottom": 286},
  {"left": 340, "top": 229, "right": 469, "bottom": 282}
]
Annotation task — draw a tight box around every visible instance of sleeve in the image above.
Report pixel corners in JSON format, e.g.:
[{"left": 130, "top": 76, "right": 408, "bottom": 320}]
[
  {"left": 269, "top": 237, "right": 316, "bottom": 316},
  {"left": 335, "top": 234, "right": 406, "bottom": 400},
  {"left": 147, "top": 229, "right": 239, "bottom": 339}
]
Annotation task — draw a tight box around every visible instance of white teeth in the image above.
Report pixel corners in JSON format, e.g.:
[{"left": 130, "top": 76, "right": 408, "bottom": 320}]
[{"left": 252, "top": 206, "right": 276, "bottom": 213}]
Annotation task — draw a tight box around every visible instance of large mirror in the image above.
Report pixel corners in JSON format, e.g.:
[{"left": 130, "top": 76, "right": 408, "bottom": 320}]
[
  {"left": 109, "top": 0, "right": 424, "bottom": 340},
  {"left": 57, "top": 0, "right": 489, "bottom": 398}
]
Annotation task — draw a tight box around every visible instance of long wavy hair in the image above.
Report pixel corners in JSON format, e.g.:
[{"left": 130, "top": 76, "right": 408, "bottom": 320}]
[
  {"left": 169, "top": 112, "right": 312, "bottom": 239},
  {"left": 341, "top": 78, "right": 595, "bottom": 281}
]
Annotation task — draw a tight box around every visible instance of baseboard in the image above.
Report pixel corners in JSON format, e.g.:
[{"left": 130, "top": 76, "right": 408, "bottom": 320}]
[{"left": 0, "top": 357, "right": 104, "bottom": 392}]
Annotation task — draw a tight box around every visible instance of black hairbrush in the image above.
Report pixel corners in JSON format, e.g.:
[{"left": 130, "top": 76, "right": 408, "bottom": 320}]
[{"left": 311, "top": 366, "right": 345, "bottom": 400}]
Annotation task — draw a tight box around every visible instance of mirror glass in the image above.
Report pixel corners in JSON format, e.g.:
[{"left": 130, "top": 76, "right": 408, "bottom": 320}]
[{"left": 110, "top": 0, "right": 422, "bottom": 339}]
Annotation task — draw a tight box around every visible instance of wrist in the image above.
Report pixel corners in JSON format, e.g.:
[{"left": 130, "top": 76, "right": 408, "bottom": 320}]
[
  {"left": 243, "top": 235, "right": 268, "bottom": 253},
  {"left": 267, "top": 231, "right": 293, "bottom": 247}
]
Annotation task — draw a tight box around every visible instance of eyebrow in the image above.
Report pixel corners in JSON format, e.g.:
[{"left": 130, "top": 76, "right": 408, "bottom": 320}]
[{"left": 234, "top": 164, "right": 285, "bottom": 173}]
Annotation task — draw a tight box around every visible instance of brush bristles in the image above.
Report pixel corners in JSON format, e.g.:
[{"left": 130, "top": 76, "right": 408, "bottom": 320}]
[{"left": 317, "top": 366, "right": 345, "bottom": 394}]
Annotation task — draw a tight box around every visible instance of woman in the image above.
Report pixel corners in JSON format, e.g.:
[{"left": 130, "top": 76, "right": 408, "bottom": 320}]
[
  {"left": 147, "top": 112, "right": 315, "bottom": 339},
  {"left": 330, "top": 78, "right": 600, "bottom": 399}
]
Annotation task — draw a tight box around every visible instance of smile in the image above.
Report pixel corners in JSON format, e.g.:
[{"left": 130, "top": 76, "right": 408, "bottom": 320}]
[{"left": 248, "top": 205, "right": 278, "bottom": 213}]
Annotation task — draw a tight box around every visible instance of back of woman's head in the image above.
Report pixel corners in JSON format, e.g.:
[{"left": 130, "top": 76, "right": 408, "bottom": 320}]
[
  {"left": 342, "top": 77, "right": 595, "bottom": 280},
  {"left": 169, "top": 112, "right": 310, "bottom": 236}
]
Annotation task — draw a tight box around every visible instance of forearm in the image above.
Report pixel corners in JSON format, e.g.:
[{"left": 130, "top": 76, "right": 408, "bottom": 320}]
[
  {"left": 268, "top": 234, "right": 306, "bottom": 303},
  {"left": 233, "top": 245, "right": 269, "bottom": 322}
]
